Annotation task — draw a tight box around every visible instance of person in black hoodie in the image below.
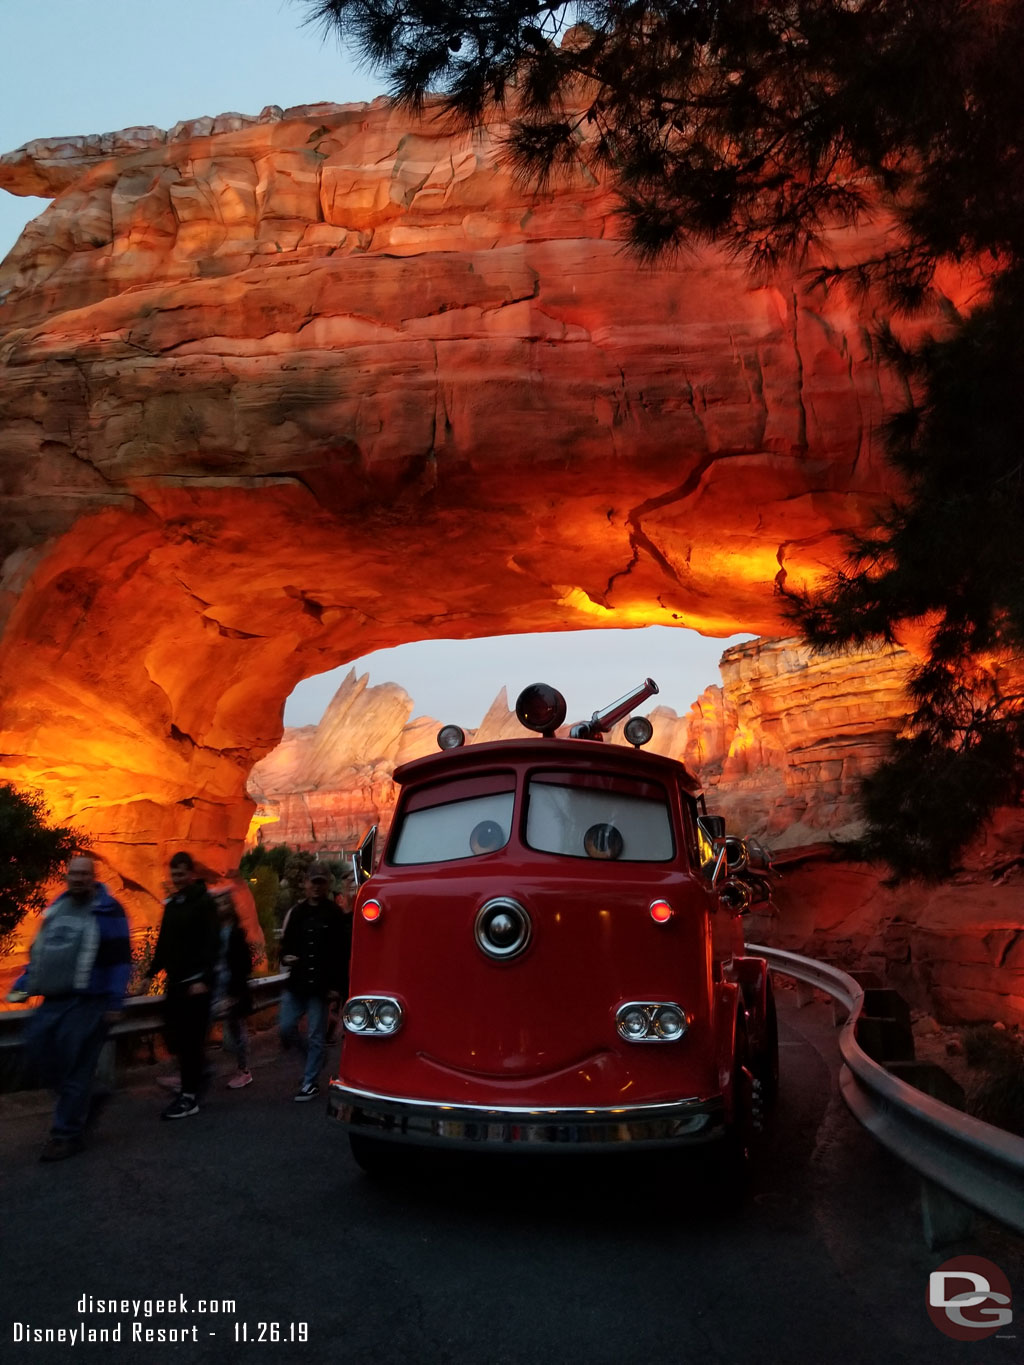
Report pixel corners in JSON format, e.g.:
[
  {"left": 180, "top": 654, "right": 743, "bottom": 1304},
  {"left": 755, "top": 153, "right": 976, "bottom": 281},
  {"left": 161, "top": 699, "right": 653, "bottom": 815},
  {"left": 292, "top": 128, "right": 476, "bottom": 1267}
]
[
  {"left": 278, "top": 868, "right": 347, "bottom": 1101},
  {"left": 147, "top": 851, "right": 220, "bottom": 1120}
]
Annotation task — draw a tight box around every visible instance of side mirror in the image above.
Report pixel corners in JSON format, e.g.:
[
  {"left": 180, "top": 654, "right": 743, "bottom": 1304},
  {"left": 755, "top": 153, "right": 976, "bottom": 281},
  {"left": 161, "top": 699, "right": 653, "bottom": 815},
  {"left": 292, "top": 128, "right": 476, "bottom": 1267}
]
[
  {"left": 351, "top": 825, "right": 378, "bottom": 887},
  {"left": 698, "top": 814, "right": 726, "bottom": 842},
  {"left": 718, "top": 878, "right": 751, "bottom": 914}
]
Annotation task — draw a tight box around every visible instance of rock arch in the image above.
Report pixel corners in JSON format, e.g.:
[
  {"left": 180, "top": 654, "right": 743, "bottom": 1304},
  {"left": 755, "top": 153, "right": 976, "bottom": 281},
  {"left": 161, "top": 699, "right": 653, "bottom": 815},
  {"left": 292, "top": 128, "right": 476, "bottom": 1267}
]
[{"left": 0, "top": 97, "right": 968, "bottom": 922}]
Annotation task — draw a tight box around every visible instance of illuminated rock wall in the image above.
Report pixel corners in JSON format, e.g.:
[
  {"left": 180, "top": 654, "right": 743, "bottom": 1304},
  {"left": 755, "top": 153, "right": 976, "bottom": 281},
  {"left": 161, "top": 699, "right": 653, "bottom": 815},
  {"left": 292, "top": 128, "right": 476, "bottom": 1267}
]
[{"left": 0, "top": 95, "right": 974, "bottom": 936}]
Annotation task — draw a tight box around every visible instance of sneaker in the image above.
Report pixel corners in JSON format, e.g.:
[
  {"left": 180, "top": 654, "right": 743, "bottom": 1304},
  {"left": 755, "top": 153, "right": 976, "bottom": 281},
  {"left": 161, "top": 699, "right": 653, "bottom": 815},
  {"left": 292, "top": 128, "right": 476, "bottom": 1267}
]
[
  {"left": 161, "top": 1093, "right": 199, "bottom": 1120},
  {"left": 293, "top": 1082, "right": 320, "bottom": 1102},
  {"left": 40, "top": 1135, "right": 84, "bottom": 1162},
  {"left": 226, "top": 1070, "right": 253, "bottom": 1090}
]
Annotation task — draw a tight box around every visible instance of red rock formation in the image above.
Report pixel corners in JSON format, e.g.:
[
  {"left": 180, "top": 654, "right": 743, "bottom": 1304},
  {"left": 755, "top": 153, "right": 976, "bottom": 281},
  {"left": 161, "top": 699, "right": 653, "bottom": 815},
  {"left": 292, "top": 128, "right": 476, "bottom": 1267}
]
[
  {"left": 248, "top": 637, "right": 916, "bottom": 853},
  {"left": 248, "top": 669, "right": 419, "bottom": 851},
  {"left": 757, "top": 807, "right": 1024, "bottom": 1026},
  {"left": 685, "top": 636, "right": 916, "bottom": 844},
  {"left": 247, "top": 673, "right": 537, "bottom": 849},
  {"left": 0, "top": 94, "right": 984, "bottom": 964}
]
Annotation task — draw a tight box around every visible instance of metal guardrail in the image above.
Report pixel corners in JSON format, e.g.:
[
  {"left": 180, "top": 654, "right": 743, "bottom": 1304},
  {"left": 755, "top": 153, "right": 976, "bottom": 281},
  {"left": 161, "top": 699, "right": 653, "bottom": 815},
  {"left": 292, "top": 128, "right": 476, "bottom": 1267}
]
[
  {"left": 0, "top": 972, "right": 289, "bottom": 1051},
  {"left": 752, "top": 944, "right": 1024, "bottom": 1236}
]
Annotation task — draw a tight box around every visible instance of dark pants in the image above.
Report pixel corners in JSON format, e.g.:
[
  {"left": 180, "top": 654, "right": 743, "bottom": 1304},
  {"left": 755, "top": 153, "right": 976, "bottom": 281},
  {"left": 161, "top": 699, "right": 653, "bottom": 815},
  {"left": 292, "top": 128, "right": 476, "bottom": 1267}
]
[
  {"left": 163, "top": 986, "right": 212, "bottom": 1097},
  {"left": 24, "top": 996, "right": 110, "bottom": 1138}
]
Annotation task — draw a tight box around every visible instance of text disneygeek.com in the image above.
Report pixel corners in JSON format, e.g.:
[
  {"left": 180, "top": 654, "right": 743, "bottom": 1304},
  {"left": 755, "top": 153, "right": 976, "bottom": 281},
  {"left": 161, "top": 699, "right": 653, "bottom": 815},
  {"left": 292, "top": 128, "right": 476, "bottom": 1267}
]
[{"left": 11, "top": 1296, "right": 309, "bottom": 1346}]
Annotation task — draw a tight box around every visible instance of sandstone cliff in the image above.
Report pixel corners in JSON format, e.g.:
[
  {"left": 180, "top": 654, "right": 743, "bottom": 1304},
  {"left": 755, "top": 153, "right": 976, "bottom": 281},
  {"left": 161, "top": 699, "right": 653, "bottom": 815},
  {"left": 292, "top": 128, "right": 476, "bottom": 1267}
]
[
  {"left": 248, "top": 638, "right": 916, "bottom": 850},
  {"left": 0, "top": 94, "right": 1002, "bottom": 1019}
]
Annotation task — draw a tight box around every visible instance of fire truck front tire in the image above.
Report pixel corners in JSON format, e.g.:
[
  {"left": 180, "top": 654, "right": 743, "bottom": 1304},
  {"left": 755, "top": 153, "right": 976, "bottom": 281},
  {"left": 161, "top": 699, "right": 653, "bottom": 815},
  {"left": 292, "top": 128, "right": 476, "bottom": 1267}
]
[
  {"left": 706, "top": 1017, "right": 756, "bottom": 1201},
  {"left": 753, "top": 985, "right": 779, "bottom": 1109}
]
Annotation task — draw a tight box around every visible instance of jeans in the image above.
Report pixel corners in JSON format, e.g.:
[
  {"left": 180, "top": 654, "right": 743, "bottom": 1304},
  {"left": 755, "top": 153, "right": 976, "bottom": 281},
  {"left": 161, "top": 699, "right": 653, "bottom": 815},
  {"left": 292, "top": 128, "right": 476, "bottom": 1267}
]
[
  {"left": 24, "top": 996, "right": 110, "bottom": 1138},
  {"left": 279, "top": 990, "right": 329, "bottom": 1088},
  {"left": 221, "top": 1013, "right": 250, "bottom": 1072}
]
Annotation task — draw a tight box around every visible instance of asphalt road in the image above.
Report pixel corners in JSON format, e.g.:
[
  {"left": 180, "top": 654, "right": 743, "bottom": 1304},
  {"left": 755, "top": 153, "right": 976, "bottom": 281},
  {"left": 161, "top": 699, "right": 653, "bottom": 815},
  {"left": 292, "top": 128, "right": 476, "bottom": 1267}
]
[{"left": 1, "top": 991, "right": 1022, "bottom": 1364}]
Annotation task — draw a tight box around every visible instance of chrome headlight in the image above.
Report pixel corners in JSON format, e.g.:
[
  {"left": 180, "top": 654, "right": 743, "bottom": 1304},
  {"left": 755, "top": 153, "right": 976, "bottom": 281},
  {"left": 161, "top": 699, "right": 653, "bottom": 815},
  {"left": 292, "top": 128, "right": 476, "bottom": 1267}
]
[
  {"left": 619, "top": 1007, "right": 649, "bottom": 1039},
  {"left": 374, "top": 1000, "right": 401, "bottom": 1034},
  {"left": 343, "top": 996, "right": 404, "bottom": 1036},
  {"left": 615, "top": 1001, "right": 689, "bottom": 1044},
  {"left": 653, "top": 1005, "right": 686, "bottom": 1040}
]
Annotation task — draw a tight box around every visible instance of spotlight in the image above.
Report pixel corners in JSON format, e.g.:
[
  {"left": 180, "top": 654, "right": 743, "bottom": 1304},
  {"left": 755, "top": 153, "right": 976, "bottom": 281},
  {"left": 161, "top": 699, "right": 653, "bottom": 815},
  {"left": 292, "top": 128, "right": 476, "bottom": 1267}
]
[
  {"left": 515, "top": 683, "right": 567, "bottom": 737},
  {"left": 623, "top": 715, "right": 654, "bottom": 748}
]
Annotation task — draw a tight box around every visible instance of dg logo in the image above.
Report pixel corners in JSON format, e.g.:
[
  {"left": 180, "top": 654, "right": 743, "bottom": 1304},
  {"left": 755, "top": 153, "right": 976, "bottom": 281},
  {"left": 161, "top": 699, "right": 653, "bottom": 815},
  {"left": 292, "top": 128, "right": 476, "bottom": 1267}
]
[{"left": 927, "top": 1256, "right": 1013, "bottom": 1341}]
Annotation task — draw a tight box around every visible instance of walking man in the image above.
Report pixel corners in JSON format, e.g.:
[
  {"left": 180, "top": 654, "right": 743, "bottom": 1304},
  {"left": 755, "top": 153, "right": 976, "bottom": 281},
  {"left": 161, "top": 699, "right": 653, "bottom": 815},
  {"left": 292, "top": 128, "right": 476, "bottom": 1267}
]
[
  {"left": 147, "top": 851, "right": 220, "bottom": 1120},
  {"left": 279, "top": 868, "right": 347, "bottom": 1101},
  {"left": 6, "top": 854, "right": 131, "bottom": 1161}
]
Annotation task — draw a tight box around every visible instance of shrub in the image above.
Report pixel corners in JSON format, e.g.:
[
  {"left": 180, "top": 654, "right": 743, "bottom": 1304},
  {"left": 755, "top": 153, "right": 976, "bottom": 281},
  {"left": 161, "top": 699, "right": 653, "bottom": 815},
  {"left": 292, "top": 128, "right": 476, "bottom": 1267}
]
[{"left": 0, "top": 784, "right": 81, "bottom": 954}]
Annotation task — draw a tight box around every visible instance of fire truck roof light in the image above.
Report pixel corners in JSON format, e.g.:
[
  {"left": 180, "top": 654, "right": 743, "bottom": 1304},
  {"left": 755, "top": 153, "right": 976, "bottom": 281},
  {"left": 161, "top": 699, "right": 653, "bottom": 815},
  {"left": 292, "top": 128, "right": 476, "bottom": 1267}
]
[
  {"left": 515, "top": 682, "right": 567, "bottom": 737},
  {"left": 624, "top": 715, "right": 654, "bottom": 748},
  {"left": 437, "top": 725, "right": 466, "bottom": 750}
]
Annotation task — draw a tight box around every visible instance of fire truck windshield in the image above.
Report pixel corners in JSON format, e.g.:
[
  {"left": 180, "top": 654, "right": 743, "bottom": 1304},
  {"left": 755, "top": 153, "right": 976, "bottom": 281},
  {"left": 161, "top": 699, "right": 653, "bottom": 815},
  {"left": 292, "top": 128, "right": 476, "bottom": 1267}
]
[
  {"left": 391, "top": 791, "right": 514, "bottom": 864},
  {"left": 525, "top": 772, "right": 674, "bottom": 862}
]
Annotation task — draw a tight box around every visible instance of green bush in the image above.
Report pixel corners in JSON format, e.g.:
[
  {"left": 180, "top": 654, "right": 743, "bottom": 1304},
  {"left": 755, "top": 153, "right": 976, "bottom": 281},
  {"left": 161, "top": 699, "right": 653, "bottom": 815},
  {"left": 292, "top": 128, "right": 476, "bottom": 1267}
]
[
  {"left": 248, "top": 865, "right": 281, "bottom": 971},
  {"left": 240, "top": 843, "right": 295, "bottom": 878},
  {"left": 0, "top": 784, "right": 81, "bottom": 954}
]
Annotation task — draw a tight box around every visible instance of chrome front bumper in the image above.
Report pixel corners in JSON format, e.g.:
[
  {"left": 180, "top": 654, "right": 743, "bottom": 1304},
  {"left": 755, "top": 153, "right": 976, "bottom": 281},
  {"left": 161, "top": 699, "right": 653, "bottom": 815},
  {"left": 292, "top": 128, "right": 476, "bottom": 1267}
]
[{"left": 328, "top": 1081, "right": 725, "bottom": 1151}]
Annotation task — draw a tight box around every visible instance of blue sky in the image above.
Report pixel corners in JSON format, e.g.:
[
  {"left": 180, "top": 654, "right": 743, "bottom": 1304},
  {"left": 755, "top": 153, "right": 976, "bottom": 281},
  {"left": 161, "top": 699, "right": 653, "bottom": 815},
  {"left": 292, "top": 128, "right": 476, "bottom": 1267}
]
[{"left": 0, "top": 0, "right": 749, "bottom": 728}]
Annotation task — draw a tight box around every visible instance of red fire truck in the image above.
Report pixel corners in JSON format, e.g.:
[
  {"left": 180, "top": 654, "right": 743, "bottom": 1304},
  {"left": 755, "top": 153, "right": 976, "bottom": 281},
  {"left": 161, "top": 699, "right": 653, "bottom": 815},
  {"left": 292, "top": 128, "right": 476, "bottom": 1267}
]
[{"left": 328, "top": 679, "right": 777, "bottom": 1181}]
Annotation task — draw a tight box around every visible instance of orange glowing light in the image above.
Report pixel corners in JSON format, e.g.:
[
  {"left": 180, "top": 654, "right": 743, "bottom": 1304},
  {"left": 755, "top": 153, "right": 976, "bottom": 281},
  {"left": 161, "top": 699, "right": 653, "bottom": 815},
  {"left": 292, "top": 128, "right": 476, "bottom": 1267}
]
[
  {"left": 727, "top": 723, "right": 757, "bottom": 759},
  {"left": 244, "top": 809, "right": 280, "bottom": 848},
  {"left": 362, "top": 899, "right": 382, "bottom": 922},
  {"left": 650, "top": 899, "right": 673, "bottom": 923}
]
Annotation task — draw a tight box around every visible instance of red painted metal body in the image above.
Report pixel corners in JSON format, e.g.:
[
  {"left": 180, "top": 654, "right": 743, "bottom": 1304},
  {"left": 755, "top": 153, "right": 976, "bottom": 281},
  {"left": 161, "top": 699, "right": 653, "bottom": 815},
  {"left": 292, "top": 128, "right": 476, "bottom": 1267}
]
[{"left": 330, "top": 736, "right": 766, "bottom": 1152}]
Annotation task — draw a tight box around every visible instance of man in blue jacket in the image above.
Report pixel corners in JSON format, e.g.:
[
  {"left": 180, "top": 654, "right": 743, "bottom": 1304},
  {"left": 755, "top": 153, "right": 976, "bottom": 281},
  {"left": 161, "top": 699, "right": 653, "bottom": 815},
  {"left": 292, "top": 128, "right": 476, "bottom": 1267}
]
[{"left": 7, "top": 854, "right": 131, "bottom": 1161}]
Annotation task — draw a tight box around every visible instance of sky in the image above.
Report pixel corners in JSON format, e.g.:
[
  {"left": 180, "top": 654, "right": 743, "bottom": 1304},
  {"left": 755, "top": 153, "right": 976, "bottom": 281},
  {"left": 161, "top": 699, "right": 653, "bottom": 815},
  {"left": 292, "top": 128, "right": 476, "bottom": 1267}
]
[{"left": 0, "top": 0, "right": 751, "bottom": 729}]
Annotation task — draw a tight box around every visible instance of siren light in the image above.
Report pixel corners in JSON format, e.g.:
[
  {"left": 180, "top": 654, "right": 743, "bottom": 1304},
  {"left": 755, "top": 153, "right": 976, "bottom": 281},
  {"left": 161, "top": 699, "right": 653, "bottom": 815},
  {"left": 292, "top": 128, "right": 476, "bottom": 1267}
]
[
  {"left": 437, "top": 725, "right": 466, "bottom": 750},
  {"left": 515, "top": 683, "right": 567, "bottom": 737}
]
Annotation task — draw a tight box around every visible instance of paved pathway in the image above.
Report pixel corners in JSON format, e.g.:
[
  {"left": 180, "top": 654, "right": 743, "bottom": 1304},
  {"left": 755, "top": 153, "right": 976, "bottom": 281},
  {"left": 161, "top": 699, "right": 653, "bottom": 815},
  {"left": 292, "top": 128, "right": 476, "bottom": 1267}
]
[{"left": 1, "top": 993, "right": 1021, "bottom": 1363}]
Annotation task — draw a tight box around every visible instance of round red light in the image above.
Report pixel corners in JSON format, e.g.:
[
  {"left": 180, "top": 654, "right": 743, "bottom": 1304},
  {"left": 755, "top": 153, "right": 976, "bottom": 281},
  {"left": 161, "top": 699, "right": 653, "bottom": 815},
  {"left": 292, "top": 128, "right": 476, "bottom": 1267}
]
[
  {"left": 650, "top": 900, "right": 673, "bottom": 923},
  {"left": 361, "top": 899, "right": 382, "bottom": 922}
]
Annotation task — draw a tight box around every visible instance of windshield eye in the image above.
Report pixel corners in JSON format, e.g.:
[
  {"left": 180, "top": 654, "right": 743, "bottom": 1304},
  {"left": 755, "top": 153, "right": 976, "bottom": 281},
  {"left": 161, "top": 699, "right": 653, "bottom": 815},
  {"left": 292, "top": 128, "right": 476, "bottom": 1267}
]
[{"left": 583, "top": 822, "right": 623, "bottom": 860}]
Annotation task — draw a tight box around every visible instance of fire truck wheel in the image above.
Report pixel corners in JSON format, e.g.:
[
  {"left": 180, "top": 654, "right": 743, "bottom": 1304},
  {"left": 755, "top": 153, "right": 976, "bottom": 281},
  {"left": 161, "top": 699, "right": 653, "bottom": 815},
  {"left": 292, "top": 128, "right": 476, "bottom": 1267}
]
[
  {"left": 707, "top": 1017, "right": 756, "bottom": 1200},
  {"left": 349, "top": 1133, "right": 395, "bottom": 1177},
  {"left": 753, "top": 986, "right": 779, "bottom": 1110}
]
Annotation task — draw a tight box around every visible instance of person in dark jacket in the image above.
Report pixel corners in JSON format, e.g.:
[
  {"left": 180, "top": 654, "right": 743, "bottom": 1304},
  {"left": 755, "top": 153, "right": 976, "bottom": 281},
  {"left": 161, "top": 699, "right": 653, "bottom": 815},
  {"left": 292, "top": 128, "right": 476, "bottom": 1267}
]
[
  {"left": 278, "top": 868, "right": 347, "bottom": 1101},
  {"left": 6, "top": 854, "right": 131, "bottom": 1161},
  {"left": 147, "top": 851, "right": 220, "bottom": 1120},
  {"left": 211, "top": 886, "right": 254, "bottom": 1089}
]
